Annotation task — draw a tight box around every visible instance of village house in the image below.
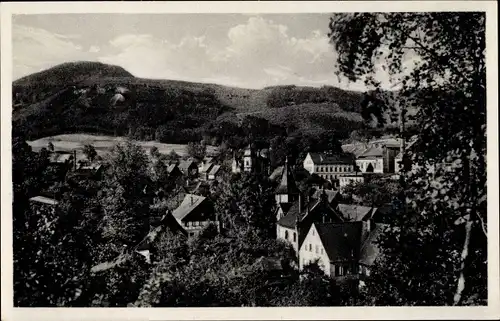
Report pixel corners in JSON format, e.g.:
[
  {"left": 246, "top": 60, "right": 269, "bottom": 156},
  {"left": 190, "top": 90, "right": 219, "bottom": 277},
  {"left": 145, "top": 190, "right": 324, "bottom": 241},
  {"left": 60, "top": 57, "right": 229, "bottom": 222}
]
[
  {"left": 303, "top": 152, "right": 355, "bottom": 186},
  {"left": 298, "top": 221, "right": 385, "bottom": 280},
  {"left": 232, "top": 144, "right": 270, "bottom": 175},
  {"left": 199, "top": 161, "right": 214, "bottom": 181},
  {"left": 358, "top": 223, "right": 387, "bottom": 279},
  {"left": 167, "top": 163, "right": 183, "bottom": 179},
  {"left": 208, "top": 165, "right": 222, "bottom": 181},
  {"left": 171, "top": 194, "right": 218, "bottom": 238},
  {"left": 70, "top": 163, "right": 104, "bottom": 180},
  {"left": 335, "top": 204, "right": 378, "bottom": 222},
  {"left": 178, "top": 160, "right": 199, "bottom": 178},
  {"left": 134, "top": 210, "right": 188, "bottom": 264},
  {"left": 276, "top": 191, "right": 344, "bottom": 254},
  {"left": 356, "top": 139, "right": 401, "bottom": 174}
]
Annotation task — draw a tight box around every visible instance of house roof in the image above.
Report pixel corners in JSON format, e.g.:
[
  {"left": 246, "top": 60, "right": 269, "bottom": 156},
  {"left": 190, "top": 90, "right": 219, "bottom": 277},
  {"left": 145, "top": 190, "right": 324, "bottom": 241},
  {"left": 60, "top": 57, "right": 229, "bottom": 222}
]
[
  {"left": 178, "top": 160, "right": 195, "bottom": 173},
  {"left": 359, "top": 223, "right": 388, "bottom": 266},
  {"left": 167, "top": 163, "right": 179, "bottom": 174},
  {"left": 357, "top": 146, "right": 384, "bottom": 159},
  {"left": 315, "top": 222, "right": 364, "bottom": 263},
  {"left": 172, "top": 194, "right": 206, "bottom": 221},
  {"left": 277, "top": 202, "right": 294, "bottom": 214},
  {"left": 312, "top": 189, "right": 339, "bottom": 204},
  {"left": 308, "top": 152, "right": 354, "bottom": 165},
  {"left": 337, "top": 204, "right": 376, "bottom": 221},
  {"left": 371, "top": 138, "right": 402, "bottom": 149},
  {"left": 49, "top": 152, "right": 73, "bottom": 163},
  {"left": 90, "top": 253, "right": 132, "bottom": 274},
  {"left": 199, "top": 162, "right": 214, "bottom": 174},
  {"left": 275, "top": 159, "right": 299, "bottom": 195},
  {"left": 251, "top": 256, "right": 283, "bottom": 272},
  {"left": 29, "top": 196, "right": 59, "bottom": 205},
  {"left": 208, "top": 165, "right": 221, "bottom": 176},
  {"left": 135, "top": 212, "right": 187, "bottom": 252},
  {"left": 341, "top": 144, "right": 368, "bottom": 157},
  {"left": 277, "top": 197, "right": 343, "bottom": 229},
  {"left": 269, "top": 166, "right": 284, "bottom": 181}
]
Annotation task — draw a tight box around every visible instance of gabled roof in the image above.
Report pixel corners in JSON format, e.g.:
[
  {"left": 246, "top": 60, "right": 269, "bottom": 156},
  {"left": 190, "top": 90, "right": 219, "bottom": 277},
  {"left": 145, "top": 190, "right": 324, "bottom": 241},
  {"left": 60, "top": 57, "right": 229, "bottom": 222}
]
[
  {"left": 172, "top": 194, "right": 206, "bottom": 221},
  {"left": 315, "top": 222, "right": 364, "bottom": 263},
  {"left": 135, "top": 212, "right": 187, "bottom": 252},
  {"left": 308, "top": 152, "right": 354, "bottom": 165},
  {"left": 29, "top": 196, "right": 59, "bottom": 205},
  {"left": 277, "top": 197, "right": 342, "bottom": 229},
  {"left": 337, "top": 204, "right": 376, "bottom": 221},
  {"left": 277, "top": 202, "right": 294, "bottom": 214},
  {"left": 178, "top": 160, "right": 196, "bottom": 173},
  {"left": 275, "top": 159, "right": 299, "bottom": 195},
  {"left": 269, "top": 166, "right": 284, "bottom": 182},
  {"left": 251, "top": 256, "right": 283, "bottom": 272},
  {"left": 208, "top": 165, "right": 221, "bottom": 176},
  {"left": 49, "top": 152, "right": 73, "bottom": 163},
  {"left": 312, "top": 189, "right": 339, "bottom": 204},
  {"left": 167, "top": 163, "right": 179, "bottom": 174},
  {"left": 357, "top": 146, "right": 384, "bottom": 159},
  {"left": 359, "top": 223, "right": 388, "bottom": 266},
  {"left": 199, "top": 162, "right": 214, "bottom": 174}
]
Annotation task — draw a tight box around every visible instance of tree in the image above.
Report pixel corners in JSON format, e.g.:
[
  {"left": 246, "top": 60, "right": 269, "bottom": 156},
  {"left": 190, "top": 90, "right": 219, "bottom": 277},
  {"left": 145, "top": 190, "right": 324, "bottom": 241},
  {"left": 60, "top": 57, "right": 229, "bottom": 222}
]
[
  {"left": 83, "top": 144, "right": 98, "bottom": 162},
  {"left": 97, "top": 141, "right": 153, "bottom": 261},
  {"left": 187, "top": 141, "right": 206, "bottom": 161},
  {"left": 343, "top": 178, "right": 402, "bottom": 208},
  {"left": 166, "top": 149, "right": 179, "bottom": 161},
  {"left": 329, "top": 12, "right": 486, "bottom": 305},
  {"left": 48, "top": 141, "right": 55, "bottom": 152},
  {"left": 215, "top": 172, "right": 277, "bottom": 238},
  {"left": 149, "top": 146, "right": 161, "bottom": 159}
]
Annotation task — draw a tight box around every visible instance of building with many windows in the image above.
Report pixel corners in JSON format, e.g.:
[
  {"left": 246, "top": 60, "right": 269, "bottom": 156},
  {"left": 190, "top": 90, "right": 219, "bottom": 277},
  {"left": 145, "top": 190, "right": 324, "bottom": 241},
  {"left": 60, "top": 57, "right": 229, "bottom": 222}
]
[{"left": 303, "top": 152, "right": 355, "bottom": 186}]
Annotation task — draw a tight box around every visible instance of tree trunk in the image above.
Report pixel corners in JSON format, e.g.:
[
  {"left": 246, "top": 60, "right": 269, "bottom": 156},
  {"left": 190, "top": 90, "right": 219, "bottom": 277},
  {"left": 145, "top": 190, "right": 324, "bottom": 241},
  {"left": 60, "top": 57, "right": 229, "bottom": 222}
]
[{"left": 453, "top": 219, "right": 473, "bottom": 305}]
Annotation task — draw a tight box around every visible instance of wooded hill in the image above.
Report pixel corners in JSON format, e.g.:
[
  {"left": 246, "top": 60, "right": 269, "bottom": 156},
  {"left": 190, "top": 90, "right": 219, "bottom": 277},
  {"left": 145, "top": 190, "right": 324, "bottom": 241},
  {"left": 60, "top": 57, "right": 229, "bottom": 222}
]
[{"left": 13, "top": 61, "right": 406, "bottom": 144}]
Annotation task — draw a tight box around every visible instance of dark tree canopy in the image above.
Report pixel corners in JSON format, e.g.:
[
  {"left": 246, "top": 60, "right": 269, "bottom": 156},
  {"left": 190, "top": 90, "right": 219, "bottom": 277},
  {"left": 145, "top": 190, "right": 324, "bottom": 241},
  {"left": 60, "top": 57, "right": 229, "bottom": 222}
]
[{"left": 329, "top": 12, "right": 486, "bottom": 305}]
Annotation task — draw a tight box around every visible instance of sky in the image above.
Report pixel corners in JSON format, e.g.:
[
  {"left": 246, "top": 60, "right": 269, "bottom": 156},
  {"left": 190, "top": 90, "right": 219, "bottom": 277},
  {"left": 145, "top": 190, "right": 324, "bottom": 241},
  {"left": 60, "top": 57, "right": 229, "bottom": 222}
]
[{"left": 12, "top": 14, "right": 413, "bottom": 90}]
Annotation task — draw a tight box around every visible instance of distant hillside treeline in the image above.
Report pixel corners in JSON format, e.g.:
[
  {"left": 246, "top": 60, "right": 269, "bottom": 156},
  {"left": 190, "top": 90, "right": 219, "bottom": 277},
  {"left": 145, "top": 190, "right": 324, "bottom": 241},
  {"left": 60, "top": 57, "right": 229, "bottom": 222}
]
[{"left": 12, "top": 61, "right": 409, "bottom": 148}]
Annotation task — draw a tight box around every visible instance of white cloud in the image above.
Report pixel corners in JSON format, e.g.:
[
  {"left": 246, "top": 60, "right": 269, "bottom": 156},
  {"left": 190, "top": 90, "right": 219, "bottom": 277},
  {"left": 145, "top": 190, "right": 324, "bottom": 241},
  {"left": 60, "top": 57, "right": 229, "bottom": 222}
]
[
  {"left": 89, "top": 45, "right": 101, "bottom": 53},
  {"left": 97, "top": 16, "right": 354, "bottom": 89},
  {"left": 13, "top": 24, "right": 87, "bottom": 80},
  {"left": 13, "top": 17, "right": 376, "bottom": 90}
]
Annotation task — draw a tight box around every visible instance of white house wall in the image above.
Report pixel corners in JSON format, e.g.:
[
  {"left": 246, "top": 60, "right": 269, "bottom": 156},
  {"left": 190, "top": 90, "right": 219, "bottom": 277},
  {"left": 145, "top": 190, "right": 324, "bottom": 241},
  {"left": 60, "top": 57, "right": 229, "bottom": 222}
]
[
  {"left": 299, "top": 224, "right": 331, "bottom": 276},
  {"left": 277, "top": 225, "right": 299, "bottom": 253},
  {"left": 356, "top": 159, "right": 384, "bottom": 173}
]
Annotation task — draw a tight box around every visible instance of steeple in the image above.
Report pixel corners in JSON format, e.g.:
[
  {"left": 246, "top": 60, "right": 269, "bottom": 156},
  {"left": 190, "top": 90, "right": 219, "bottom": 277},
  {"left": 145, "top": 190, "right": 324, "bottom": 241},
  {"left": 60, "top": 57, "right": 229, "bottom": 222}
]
[{"left": 275, "top": 156, "right": 299, "bottom": 204}]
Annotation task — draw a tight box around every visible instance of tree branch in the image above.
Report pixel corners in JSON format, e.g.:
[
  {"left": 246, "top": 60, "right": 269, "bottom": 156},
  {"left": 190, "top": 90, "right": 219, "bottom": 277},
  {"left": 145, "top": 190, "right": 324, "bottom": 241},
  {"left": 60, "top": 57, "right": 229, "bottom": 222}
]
[{"left": 475, "top": 211, "right": 487, "bottom": 238}]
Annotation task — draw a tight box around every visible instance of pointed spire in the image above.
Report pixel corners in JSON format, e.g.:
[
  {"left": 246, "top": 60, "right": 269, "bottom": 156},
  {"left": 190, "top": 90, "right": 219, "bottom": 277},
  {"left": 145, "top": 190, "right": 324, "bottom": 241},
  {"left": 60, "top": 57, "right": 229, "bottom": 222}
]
[{"left": 275, "top": 155, "right": 299, "bottom": 197}]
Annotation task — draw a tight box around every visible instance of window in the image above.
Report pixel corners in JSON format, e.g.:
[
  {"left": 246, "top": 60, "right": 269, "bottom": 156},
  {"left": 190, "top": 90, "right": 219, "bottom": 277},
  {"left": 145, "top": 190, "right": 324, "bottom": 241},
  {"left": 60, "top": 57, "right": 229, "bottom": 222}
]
[
  {"left": 312, "top": 229, "right": 315, "bottom": 236},
  {"left": 189, "top": 232, "right": 195, "bottom": 237},
  {"left": 293, "top": 232, "right": 296, "bottom": 242},
  {"left": 315, "top": 245, "right": 319, "bottom": 254},
  {"left": 285, "top": 230, "right": 289, "bottom": 240},
  {"left": 309, "top": 244, "right": 312, "bottom": 252}
]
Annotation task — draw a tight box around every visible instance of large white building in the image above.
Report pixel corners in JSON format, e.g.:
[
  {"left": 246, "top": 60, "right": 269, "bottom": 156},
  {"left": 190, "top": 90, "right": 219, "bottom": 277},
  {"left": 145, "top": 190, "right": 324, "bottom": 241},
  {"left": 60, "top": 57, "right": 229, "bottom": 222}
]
[{"left": 303, "top": 152, "right": 355, "bottom": 185}]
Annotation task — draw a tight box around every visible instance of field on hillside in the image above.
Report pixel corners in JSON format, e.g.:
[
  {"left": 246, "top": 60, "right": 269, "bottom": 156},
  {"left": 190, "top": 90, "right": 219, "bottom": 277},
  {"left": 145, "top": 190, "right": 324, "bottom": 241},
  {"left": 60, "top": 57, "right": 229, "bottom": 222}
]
[{"left": 27, "top": 134, "right": 217, "bottom": 158}]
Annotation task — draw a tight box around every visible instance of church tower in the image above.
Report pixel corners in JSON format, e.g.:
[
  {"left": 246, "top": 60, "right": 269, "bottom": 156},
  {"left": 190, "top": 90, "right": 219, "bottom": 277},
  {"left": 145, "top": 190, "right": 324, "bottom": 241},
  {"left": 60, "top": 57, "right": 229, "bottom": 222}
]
[
  {"left": 275, "top": 157, "right": 300, "bottom": 205},
  {"left": 243, "top": 144, "right": 254, "bottom": 172}
]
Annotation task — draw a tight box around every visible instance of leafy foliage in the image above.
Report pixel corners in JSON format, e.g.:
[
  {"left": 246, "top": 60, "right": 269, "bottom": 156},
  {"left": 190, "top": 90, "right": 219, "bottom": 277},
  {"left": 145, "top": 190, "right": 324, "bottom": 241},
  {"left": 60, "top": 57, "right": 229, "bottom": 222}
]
[{"left": 329, "top": 12, "right": 486, "bottom": 305}]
